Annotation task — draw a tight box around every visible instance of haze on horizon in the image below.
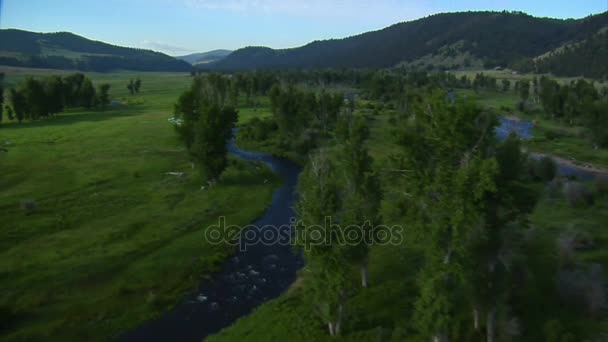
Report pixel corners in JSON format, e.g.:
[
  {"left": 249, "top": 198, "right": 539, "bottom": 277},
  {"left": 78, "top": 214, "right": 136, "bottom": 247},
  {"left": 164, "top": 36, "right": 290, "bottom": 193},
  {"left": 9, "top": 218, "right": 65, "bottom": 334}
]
[{"left": 1, "top": 0, "right": 606, "bottom": 56}]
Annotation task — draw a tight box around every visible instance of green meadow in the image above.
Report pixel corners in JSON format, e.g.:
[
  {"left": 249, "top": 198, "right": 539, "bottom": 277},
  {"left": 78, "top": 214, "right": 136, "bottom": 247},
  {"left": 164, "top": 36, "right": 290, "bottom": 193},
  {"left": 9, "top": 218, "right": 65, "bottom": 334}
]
[{"left": 0, "top": 67, "right": 278, "bottom": 340}]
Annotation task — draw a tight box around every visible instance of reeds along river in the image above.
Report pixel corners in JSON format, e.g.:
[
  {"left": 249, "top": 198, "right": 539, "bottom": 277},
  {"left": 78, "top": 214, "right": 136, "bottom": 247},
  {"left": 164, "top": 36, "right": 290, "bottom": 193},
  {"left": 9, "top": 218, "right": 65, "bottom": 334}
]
[{"left": 118, "top": 135, "right": 304, "bottom": 342}]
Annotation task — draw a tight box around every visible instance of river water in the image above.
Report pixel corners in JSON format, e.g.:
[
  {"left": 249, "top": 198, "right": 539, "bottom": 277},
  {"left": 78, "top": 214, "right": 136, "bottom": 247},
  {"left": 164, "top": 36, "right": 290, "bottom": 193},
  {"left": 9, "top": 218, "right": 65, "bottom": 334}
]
[{"left": 118, "top": 137, "right": 303, "bottom": 341}]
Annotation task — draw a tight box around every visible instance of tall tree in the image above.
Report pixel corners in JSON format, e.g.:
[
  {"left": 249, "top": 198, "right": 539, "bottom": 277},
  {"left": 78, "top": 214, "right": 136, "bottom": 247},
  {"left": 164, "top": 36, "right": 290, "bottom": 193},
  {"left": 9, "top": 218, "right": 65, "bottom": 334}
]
[
  {"left": 80, "top": 78, "right": 96, "bottom": 108},
  {"left": 127, "top": 79, "right": 135, "bottom": 95},
  {"left": 97, "top": 83, "right": 111, "bottom": 109},
  {"left": 174, "top": 76, "right": 238, "bottom": 182},
  {"left": 9, "top": 88, "right": 26, "bottom": 123},
  {"left": 296, "top": 150, "right": 350, "bottom": 336},
  {"left": 45, "top": 75, "right": 65, "bottom": 116},
  {"left": 394, "top": 93, "right": 499, "bottom": 341},
  {"left": 134, "top": 78, "right": 141, "bottom": 93},
  {"left": 338, "top": 115, "right": 382, "bottom": 288}
]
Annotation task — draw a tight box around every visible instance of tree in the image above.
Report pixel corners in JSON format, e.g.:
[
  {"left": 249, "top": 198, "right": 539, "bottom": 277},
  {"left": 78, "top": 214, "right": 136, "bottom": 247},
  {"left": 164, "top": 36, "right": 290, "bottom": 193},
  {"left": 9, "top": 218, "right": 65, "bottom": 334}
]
[
  {"left": 174, "top": 76, "right": 238, "bottom": 182},
  {"left": 0, "top": 73, "right": 4, "bottom": 126},
  {"left": 393, "top": 92, "right": 499, "bottom": 341},
  {"left": 518, "top": 80, "right": 530, "bottom": 102},
  {"left": 97, "top": 83, "right": 111, "bottom": 109},
  {"left": 80, "top": 78, "right": 96, "bottom": 108},
  {"left": 127, "top": 79, "right": 135, "bottom": 95},
  {"left": 501, "top": 79, "right": 510, "bottom": 92},
  {"left": 295, "top": 150, "right": 349, "bottom": 336},
  {"left": 134, "top": 78, "right": 141, "bottom": 93},
  {"left": 9, "top": 88, "right": 26, "bottom": 123},
  {"left": 21, "top": 77, "right": 47, "bottom": 120},
  {"left": 45, "top": 75, "right": 64, "bottom": 116},
  {"left": 338, "top": 115, "right": 382, "bottom": 288},
  {"left": 465, "top": 134, "right": 538, "bottom": 342}
]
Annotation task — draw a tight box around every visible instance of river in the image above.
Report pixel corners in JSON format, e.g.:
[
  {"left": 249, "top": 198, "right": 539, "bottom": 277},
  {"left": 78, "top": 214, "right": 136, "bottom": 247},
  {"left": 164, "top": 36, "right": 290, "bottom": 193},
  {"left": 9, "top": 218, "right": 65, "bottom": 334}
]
[{"left": 117, "top": 136, "right": 303, "bottom": 341}]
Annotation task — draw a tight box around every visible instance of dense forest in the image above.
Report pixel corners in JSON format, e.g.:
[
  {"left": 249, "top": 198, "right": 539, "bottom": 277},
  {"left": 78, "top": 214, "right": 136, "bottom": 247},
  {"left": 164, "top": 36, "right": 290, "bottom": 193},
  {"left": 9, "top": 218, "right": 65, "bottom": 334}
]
[
  {"left": 209, "top": 11, "right": 608, "bottom": 78},
  {"left": 0, "top": 29, "right": 191, "bottom": 72},
  {"left": 169, "top": 68, "right": 608, "bottom": 341}
]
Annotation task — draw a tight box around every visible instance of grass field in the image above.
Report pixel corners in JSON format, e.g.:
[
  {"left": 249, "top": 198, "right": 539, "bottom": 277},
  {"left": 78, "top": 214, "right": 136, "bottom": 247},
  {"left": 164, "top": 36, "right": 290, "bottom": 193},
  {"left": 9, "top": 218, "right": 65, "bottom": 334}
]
[{"left": 0, "top": 67, "right": 279, "bottom": 340}]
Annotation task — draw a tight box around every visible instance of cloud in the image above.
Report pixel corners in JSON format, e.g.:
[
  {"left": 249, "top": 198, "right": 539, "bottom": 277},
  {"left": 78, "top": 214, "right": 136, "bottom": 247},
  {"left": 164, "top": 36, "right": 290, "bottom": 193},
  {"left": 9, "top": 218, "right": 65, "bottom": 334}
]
[{"left": 141, "top": 40, "right": 193, "bottom": 55}]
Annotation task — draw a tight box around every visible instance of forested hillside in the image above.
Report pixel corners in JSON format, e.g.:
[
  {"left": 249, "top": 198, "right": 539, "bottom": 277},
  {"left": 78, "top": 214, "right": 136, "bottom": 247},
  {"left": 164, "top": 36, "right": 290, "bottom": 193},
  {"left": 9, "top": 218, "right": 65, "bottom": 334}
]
[
  {"left": 210, "top": 11, "right": 608, "bottom": 78},
  {"left": 176, "top": 50, "right": 233, "bottom": 65},
  {"left": 0, "top": 29, "right": 191, "bottom": 72}
]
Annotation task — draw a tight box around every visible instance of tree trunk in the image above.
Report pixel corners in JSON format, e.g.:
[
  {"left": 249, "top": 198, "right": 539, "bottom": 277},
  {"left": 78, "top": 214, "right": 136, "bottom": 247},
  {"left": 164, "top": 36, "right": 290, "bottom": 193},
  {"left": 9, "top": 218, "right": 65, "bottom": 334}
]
[
  {"left": 328, "top": 322, "right": 335, "bottom": 336},
  {"left": 473, "top": 308, "right": 480, "bottom": 330},
  {"left": 335, "top": 302, "right": 343, "bottom": 335},
  {"left": 360, "top": 262, "right": 369, "bottom": 288},
  {"left": 486, "top": 308, "right": 496, "bottom": 342}
]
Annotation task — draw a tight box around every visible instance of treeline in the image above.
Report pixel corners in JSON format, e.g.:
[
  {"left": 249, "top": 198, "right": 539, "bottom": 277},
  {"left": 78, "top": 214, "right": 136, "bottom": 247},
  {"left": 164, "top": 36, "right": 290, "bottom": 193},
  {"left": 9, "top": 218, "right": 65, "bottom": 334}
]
[
  {"left": 1, "top": 72, "right": 111, "bottom": 124},
  {"left": 536, "top": 77, "right": 608, "bottom": 147}
]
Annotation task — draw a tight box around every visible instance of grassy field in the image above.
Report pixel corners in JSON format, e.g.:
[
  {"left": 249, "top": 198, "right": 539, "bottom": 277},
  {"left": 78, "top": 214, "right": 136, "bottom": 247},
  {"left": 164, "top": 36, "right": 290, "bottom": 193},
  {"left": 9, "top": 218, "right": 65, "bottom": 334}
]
[{"left": 0, "top": 67, "right": 279, "bottom": 340}]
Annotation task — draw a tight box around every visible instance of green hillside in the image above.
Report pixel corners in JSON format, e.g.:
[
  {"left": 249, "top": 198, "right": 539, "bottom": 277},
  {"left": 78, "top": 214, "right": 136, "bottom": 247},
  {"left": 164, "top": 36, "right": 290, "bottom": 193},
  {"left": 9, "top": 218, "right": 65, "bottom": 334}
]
[
  {"left": 0, "top": 29, "right": 192, "bottom": 72},
  {"left": 210, "top": 11, "right": 608, "bottom": 77}
]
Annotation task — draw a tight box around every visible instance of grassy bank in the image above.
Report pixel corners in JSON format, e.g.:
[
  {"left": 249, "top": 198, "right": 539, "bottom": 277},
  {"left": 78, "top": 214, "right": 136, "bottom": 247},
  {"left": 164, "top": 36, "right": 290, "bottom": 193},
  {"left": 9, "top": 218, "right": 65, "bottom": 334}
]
[{"left": 0, "top": 67, "right": 279, "bottom": 340}]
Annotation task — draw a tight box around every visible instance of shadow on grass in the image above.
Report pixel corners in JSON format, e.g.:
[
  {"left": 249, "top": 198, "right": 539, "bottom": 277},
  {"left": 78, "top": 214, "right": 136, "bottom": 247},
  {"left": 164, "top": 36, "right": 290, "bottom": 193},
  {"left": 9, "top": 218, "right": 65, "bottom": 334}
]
[{"left": 0, "top": 106, "right": 148, "bottom": 130}]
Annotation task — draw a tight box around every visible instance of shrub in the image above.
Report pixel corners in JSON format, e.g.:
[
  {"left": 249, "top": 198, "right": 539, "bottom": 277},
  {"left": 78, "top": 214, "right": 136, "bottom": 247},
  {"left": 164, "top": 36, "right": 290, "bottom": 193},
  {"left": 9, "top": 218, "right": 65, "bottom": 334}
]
[
  {"left": 596, "top": 175, "right": 608, "bottom": 196},
  {"left": 544, "top": 130, "right": 560, "bottom": 140},
  {"left": 563, "top": 181, "right": 594, "bottom": 207},
  {"left": 19, "top": 199, "right": 38, "bottom": 215},
  {"left": 533, "top": 156, "right": 557, "bottom": 181}
]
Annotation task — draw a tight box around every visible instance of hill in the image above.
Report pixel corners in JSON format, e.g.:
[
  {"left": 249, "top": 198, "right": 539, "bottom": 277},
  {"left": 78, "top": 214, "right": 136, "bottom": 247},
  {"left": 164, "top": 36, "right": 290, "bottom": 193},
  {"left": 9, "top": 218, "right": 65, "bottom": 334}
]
[
  {"left": 209, "top": 11, "right": 608, "bottom": 78},
  {"left": 0, "top": 29, "right": 192, "bottom": 72},
  {"left": 176, "top": 49, "right": 232, "bottom": 65}
]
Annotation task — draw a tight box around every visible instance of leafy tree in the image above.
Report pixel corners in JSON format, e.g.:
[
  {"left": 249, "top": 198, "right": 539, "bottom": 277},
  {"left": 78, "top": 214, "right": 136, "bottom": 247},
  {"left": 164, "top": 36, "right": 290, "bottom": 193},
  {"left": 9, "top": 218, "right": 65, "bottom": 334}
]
[
  {"left": 338, "top": 115, "right": 382, "bottom": 288},
  {"left": 45, "top": 75, "right": 65, "bottom": 115},
  {"left": 393, "top": 93, "right": 499, "bottom": 341},
  {"left": 127, "top": 79, "right": 135, "bottom": 95},
  {"left": 501, "top": 79, "right": 510, "bottom": 92},
  {"left": 96, "top": 83, "right": 111, "bottom": 109},
  {"left": 80, "top": 78, "right": 96, "bottom": 108},
  {"left": 174, "top": 76, "right": 238, "bottom": 182},
  {"left": 518, "top": 80, "right": 530, "bottom": 102},
  {"left": 295, "top": 150, "right": 349, "bottom": 336},
  {"left": 134, "top": 78, "right": 141, "bottom": 93},
  {"left": 9, "top": 88, "right": 26, "bottom": 123}
]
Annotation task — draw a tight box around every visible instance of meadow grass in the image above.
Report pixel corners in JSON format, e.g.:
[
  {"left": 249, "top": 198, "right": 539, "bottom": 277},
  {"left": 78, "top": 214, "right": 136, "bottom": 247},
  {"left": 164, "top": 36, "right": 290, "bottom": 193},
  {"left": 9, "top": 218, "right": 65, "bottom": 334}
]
[{"left": 0, "top": 67, "right": 279, "bottom": 340}]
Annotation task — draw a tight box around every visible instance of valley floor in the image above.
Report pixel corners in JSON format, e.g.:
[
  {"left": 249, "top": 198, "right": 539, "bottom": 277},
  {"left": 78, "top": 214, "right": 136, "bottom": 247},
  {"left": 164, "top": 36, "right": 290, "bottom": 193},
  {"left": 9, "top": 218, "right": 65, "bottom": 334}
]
[{"left": 0, "top": 68, "right": 279, "bottom": 340}]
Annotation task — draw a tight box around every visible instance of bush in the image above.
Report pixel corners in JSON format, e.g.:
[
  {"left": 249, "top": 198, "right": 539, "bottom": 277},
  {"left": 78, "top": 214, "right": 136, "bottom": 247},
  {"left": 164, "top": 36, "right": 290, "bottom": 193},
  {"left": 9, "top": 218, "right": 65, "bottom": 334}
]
[
  {"left": 20, "top": 199, "right": 38, "bottom": 215},
  {"left": 596, "top": 175, "right": 608, "bottom": 196},
  {"left": 544, "top": 130, "right": 560, "bottom": 141},
  {"left": 546, "top": 179, "right": 563, "bottom": 198},
  {"left": 563, "top": 181, "right": 594, "bottom": 207},
  {"left": 532, "top": 157, "right": 557, "bottom": 182}
]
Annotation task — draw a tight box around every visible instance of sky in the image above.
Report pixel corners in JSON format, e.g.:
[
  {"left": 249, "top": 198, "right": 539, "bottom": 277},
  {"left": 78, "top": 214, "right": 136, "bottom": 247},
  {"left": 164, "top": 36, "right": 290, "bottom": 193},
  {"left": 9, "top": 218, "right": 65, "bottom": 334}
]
[{"left": 0, "top": 0, "right": 606, "bottom": 56}]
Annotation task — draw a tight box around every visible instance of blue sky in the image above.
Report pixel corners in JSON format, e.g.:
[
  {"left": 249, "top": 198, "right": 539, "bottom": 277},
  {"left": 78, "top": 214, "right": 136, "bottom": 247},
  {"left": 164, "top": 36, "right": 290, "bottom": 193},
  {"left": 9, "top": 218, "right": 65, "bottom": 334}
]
[{"left": 0, "top": 0, "right": 606, "bottom": 56}]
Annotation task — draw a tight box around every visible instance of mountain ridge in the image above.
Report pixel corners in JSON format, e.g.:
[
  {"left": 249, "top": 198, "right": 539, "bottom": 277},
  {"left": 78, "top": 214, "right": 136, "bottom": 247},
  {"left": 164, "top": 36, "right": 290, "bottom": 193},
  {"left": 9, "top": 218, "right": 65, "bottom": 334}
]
[
  {"left": 0, "top": 29, "right": 192, "bottom": 72},
  {"left": 208, "top": 11, "right": 608, "bottom": 77}
]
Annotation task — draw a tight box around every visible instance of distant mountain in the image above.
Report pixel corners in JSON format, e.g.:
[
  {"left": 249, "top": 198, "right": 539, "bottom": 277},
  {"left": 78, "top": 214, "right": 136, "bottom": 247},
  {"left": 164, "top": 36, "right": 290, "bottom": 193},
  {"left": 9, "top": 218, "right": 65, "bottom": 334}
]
[
  {"left": 0, "top": 29, "right": 192, "bottom": 72},
  {"left": 209, "top": 11, "right": 608, "bottom": 78},
  {"left": 176, "top": 50, "right": 232, "bottom": 65}
]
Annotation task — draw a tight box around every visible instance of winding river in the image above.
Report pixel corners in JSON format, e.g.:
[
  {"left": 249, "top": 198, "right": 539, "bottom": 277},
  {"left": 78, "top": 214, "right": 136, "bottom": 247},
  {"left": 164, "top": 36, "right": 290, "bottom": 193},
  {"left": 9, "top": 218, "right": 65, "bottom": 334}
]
[
  {"left": 118, "top": 136, "right": 303, "bottom": 341},
  {"left": 119, "top": 117, "right": 602, "bottom": 341}
]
